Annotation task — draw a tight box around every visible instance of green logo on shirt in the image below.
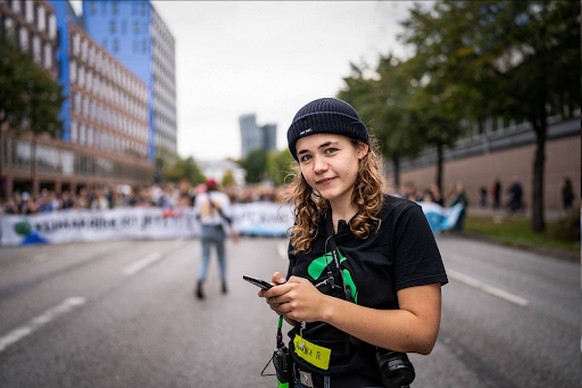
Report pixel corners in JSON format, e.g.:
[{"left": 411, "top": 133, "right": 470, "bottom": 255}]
[{"left": 307, "top": 249, "right": 358, "bottom": 303}]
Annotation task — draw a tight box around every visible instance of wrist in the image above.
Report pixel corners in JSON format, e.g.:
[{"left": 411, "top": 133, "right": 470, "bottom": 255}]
[{"left": 319, "top": 294, "right": 339, "bottom": 323}]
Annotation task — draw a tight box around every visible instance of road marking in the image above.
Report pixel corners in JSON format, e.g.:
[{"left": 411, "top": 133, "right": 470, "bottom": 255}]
[
  {"left": 122, "top": 252, "right": 162, "bottom": 276},
  {"left": 0, "top": 297, "right": 86, "bottom": 353},
  {"left": 277, "top": 242, "right": 288, "bottom": 261},
  {"left": 448, "top": 269, "right": 529, "bottom": 306}
]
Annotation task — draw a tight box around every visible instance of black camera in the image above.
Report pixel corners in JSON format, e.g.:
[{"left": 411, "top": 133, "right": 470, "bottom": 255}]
[
  {"left": 273, "top": 345, "right": 292, "bottom": 386},
  {"left": 376, "top": 348, "right": 416, "bottom": 388}
]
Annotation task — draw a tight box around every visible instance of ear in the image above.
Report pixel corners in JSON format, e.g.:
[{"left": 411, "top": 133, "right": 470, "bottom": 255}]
[{"left": 356, "top": 141, "right": 369, "bottom": 160}]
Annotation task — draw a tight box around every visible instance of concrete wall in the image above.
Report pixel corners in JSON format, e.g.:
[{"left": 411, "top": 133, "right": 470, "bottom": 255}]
[{"left": 396, "top": 135, "right": 580, "bottom": 213}]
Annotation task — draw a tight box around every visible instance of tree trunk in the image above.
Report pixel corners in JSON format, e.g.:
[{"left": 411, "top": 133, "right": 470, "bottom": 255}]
[
  {"left": 0, "top": 128, "right": 4, "bottom": 200},
  {"left": 31, "top": 135, "right": 38, "bottom": 197},
  {"left": 531, "top": 117, "right": 546, "bottom": 232},
  {"left": 391, "top": 155, "right": 400, "bottom": 190},
  {"left": 436, "top": 142, "right": 444, "bottom": 200}
]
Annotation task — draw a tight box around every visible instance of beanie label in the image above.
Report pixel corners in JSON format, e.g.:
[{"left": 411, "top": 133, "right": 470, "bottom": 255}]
[{"left": 299, "top": 128, "right": 313, "bottom": 136}]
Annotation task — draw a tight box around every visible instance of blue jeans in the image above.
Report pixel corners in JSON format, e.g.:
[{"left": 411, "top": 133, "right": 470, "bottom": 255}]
[{"left": 197, "top": 224, "right": 226, "bottom": 281}]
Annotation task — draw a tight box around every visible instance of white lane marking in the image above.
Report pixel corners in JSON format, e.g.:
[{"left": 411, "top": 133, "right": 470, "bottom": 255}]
[
  {"left": 122, "top": 252, "right": 162, "bottom": 276},
  {"left": 277, "top": 242, "right": 288, "bottom": 261},
  {"left": 0, "top": 297, "right": 86, "bottom": 353},
  {"left": 448, "top": 269, "right": 529, "bottom": 306}
]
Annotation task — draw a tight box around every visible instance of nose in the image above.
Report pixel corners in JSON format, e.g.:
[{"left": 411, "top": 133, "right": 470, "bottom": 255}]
[{"left": 312, "top": 155, "right": 328, "bottom": 174}]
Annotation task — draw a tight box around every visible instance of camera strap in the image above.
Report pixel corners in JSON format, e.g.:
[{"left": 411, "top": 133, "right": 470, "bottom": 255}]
[
  {"left": 324, "top": 213, "right": 351, "bottom": 302},
  {"left": 260, "top": 316, "right": 292, "bottom": 387}
]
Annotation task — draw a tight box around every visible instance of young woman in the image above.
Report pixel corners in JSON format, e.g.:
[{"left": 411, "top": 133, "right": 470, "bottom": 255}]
[{"left": 260, "top": 97, "right": 448, "bottom": 388}]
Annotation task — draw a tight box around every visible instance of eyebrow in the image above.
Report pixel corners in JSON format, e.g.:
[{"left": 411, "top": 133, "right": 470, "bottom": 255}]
[{"left": 297, "top": 140, "right": 341, "bottom": 156}]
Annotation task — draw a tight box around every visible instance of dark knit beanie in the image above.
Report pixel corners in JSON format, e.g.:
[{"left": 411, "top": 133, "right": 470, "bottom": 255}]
[{"left": 287, "top": 97, "right": 368, "bottom": 160}]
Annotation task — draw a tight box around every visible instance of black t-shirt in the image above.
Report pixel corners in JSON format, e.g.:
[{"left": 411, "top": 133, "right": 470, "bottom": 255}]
[{"left": 286, "top": 194, "right": 448, "bottom": 380}]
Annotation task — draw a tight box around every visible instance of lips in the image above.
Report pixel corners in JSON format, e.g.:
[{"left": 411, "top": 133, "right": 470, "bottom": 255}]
[{"left": 316, "top": 177, "right": 336, "bottom": 185}]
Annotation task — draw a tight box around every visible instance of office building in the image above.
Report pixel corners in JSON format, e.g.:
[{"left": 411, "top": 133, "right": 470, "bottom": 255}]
[
  {"left": 239, "top": 113, "right": 277, "bottom": 159},
  {"left": 82, "top": 0, "right": 177, "bottom": 165},
  {"left": 0, "top": 0, "right": 153, "bottom": 197}
]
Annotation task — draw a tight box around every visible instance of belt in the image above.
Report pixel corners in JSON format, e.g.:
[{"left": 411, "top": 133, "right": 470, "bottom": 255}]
[{"left": 293, "top": 364, "right": 381, "bottom": 388}]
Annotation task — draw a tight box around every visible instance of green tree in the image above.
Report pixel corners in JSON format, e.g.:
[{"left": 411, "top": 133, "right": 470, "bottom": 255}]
[
  {"left": 0, "top": 35, "right": 65, "bottom": 198},
  {"left": 482, "top": 1, "right": 579, "bottom": 232},
  {"left": 266, "top": 149, "right": 295, "bottom": 186},
  {"left": 401, "top": 0, "right": 580, "bottom": 232},
  {"left": 163, "top": 156, "right": 204, "bottom": 185},
  {"left": 240, "top": 149, "right": 268, "bottom": 184},
  {"left": 338, "top": 59, "right": 426, "bottom": 190},
  {"left": 371, "top": 56, "right": 425, "bottom": 190},
  {"left": 400, "top": 1, "right": 500, "bottom": 200},
  {"left": 221, "top": 169, "right": 237, "bottom": 187}
]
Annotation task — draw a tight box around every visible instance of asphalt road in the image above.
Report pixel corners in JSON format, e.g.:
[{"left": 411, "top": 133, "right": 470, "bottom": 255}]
[{"left": 0, "top": 235, "right": 578, "bottom": 387}]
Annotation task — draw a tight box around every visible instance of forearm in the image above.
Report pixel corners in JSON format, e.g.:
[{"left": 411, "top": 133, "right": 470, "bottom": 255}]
[
  {"left": 320, "top": 285, "right": 442, "bottom": 355},
  {"left": 321, "top": 298, "right": 434, "bottom": 354}
]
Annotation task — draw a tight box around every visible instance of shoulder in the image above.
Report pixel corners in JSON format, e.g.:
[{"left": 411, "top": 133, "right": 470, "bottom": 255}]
[{"left": 379, "top": 194, "right": 420, "bottom": 219}]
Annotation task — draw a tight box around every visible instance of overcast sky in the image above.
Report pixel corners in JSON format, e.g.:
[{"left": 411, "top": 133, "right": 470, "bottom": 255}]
[
  {"left": 153, "top": 1, "right": 420, "bottom": 161},
  {"left": 74, "top": 1, "right": 417, "bottom": 161}
]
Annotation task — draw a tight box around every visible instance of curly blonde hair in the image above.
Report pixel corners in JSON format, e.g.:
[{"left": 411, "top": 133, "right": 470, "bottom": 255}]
[{"left": 286, "top": 136, "right": 385, "bottom": 253}]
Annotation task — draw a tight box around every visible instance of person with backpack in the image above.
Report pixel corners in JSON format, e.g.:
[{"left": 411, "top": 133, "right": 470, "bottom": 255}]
[{"left": 193, "top": 178, "right": 239, "bottom": 299}]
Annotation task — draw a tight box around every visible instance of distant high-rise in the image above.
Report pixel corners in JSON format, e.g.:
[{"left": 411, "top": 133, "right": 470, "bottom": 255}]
[
  {"left": 239, "top": 114, "right": 277, "bottom": 159},
  {"left": 82, "top": 0, "right": 177, "bottom": 165}
]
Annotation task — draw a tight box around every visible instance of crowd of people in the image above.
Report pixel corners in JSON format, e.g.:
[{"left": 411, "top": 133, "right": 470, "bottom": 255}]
[{"left": 0, "top": 181, "right": 287, "bottom": 216}]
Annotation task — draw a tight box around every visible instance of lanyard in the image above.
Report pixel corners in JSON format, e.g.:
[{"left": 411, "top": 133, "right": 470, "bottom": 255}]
[{"left": 321, "top": 212, "right": 351, "bottom": 302}]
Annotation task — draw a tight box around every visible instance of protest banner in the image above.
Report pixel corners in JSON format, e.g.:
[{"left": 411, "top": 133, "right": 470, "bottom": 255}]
[
  {"left": 0, "top": 203, "right": 293, "bottom": 246},
  {"left": 0, "top": 201, "right": 460, "bottom": 246}
]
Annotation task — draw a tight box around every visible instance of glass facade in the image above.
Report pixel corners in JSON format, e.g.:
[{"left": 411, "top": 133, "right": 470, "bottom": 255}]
[{"left": 0, "top": 0, "right": 156, "bottom": 196}]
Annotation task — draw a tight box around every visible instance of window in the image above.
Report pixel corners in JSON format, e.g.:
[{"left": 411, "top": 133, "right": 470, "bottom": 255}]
[
  {"left": 32, "top": 36, "right": 41, "bottom": 64},
  {"left": 109, "top": 20, "right": 116, "bottom": 34},
  {"left": 4, "top": 18, "right": 15, "bottom": 39},
  {"left": 37, "top": 5, "right": 46, "bottom": 32},
  {"left": 19, "top": 27, "right": 28, "bottom": 52},
  {"left": 78, "top": 64, "right": 85, "bottom": 87},
  {"left": 48, "top": 13, "right": 56, "bottom": 39},
  {"left": 70, "top": 61, "right": 77, "bottom": 83},
  {"left": 72, "top": 33, "right": 80, "bottom": 56},
  {"left": 25, "top": 1, "right": 34, "bottom": 23},
  {"left": 81, "top": 39, "right": 88, "bottom": 61},
  {"left": 43, "top": 42, "right": 52, "bottom": 69},
  {"left": 11, "top": 0, "right": 21, "bottom": 14}
]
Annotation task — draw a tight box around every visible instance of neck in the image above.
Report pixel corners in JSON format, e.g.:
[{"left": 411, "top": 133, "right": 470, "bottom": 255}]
[{"left": 329, "top": 202, "right": 357, "bottom": 233}]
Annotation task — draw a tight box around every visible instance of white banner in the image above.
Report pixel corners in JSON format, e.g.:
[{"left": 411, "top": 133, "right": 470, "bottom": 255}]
[
  {"left": 0, "top": 202, "right": 294, "bottom": 247},
  {"left": 418, "top": 202, "right": 464, "bottom": 233},
  {"left": 0, "top": 201, "right": 460, "bottom": 246}
]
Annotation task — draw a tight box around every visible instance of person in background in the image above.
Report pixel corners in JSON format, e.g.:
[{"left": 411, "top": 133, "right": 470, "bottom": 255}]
[
  {"left": 193, "top": 178, "right": 239, "bottom": 300},
  {"left": 507, "top": 177, "right": 523, "bottom": 214},
  {"left": 561, "top": 176, "right": 574, "bottom": 212},
  {"left": 479, "top": 186, "right": 488, "bottom": 208},
  {"left": 259, "top": 97, "right": 447, "bottom": 387},
  {"left": 449, "top": 180, "right": 468, "bottom": 232},
  {"left": 492, "top": 177, "right": 502, "bottom": 209}
]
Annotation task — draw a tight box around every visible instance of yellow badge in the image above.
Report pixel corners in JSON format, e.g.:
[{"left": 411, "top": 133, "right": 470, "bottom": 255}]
[{"left": 293, "top": 334, "right": 331, "bottom": 370}]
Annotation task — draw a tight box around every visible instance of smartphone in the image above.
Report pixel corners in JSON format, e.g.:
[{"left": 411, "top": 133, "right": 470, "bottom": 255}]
[{"left": 243, "top": 275, "right": 273, "bottom": 290}]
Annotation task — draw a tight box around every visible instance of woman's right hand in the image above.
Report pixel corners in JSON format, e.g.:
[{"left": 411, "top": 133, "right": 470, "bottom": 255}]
[{"left": 258, "top": 272, "right": 286, "bottom": 298}]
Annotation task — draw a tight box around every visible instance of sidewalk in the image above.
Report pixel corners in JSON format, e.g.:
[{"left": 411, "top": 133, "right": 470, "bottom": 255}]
[
  {"left": 468, "top": 206, "right": 570, "bottom": 221},
  {"left": 458, "top": 206, "right": 579, "bottom": 262}
]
